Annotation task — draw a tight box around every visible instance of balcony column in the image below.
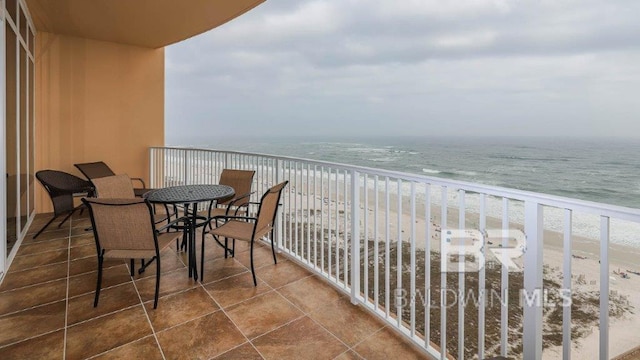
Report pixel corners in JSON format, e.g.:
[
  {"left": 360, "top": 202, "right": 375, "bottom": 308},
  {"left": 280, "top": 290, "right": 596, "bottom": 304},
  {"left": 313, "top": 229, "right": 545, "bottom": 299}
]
[{"left": 523, "top": 201, "right": 543, "bottom": 359}]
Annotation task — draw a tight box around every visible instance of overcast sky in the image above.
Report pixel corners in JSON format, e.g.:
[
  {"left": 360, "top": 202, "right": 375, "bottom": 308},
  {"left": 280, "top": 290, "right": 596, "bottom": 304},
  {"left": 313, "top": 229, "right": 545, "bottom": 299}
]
[{"left": 165, "top": 0, "right": 640, "bottom": 142}]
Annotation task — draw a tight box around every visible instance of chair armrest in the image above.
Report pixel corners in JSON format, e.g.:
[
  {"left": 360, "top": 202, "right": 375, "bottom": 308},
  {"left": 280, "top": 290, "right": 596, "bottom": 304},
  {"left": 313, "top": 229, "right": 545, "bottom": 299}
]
[
  {"left": 155, "top": 215, "right": 190, "bottom": 233},
  {"left": 131, "top": 177, "right": 147, "bottom": 189},
  {"left": 212, "top": 215, "right": 257, "bottom": 224}
]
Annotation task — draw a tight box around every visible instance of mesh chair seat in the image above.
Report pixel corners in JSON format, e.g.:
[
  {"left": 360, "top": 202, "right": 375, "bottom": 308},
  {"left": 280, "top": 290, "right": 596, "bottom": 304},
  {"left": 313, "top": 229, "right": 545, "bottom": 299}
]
[
  {"left": 82, "top": 197, "right": 183, "bottom": 309},
  {"left": 74, "top": 161, "right": 152, "bottom": 197},
  {"left": 201, "top": 181, "right": 288, "bottom": 285}
]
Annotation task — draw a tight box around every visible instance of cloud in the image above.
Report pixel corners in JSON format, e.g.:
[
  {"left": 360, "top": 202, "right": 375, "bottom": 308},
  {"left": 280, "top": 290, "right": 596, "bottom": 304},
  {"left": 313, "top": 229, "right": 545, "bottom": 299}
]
[{"left": 166, "top": 0, "right": 640, "bottom": 141}]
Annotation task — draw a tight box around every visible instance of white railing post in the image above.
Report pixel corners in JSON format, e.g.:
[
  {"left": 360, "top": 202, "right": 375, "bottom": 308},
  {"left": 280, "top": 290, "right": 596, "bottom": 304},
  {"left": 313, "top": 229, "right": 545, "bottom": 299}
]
[
  {"left": 149, "top": 148, "right": 155, "bottom": 188},
  {"left": 600, "top": 216, "right": 610, "bottom": 360},
  {"left": 350, "top": 170, "right": 360, "bottom": 304},
  {"left": 523, "top": 201, "right": 543, "bottom": 359},
  {"left": 276, "top": 159, "right": 283, "bottom": 251}
]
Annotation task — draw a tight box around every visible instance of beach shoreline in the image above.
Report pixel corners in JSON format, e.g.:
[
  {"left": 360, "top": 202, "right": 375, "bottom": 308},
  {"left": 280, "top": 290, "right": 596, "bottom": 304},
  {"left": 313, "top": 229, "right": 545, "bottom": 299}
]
[{"left": 283, "top": 184, "right": 640, "bottom": 358}]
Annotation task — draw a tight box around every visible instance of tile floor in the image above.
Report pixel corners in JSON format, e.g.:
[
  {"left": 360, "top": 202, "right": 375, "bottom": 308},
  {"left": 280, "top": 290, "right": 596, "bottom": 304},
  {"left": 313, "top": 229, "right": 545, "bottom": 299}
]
[{"left": 0, "top": 212, "right": 429, "bottom": 359}]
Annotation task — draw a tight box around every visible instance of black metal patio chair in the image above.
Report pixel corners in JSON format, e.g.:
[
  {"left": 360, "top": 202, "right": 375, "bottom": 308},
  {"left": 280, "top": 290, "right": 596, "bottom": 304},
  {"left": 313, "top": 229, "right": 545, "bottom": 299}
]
[{"left": 33, "top": 170, "right": 93, "bottom": 239}]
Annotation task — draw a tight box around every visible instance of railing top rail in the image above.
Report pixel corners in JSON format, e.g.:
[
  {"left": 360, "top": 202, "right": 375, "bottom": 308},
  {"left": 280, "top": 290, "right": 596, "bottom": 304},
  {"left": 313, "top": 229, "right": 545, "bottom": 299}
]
[{"left": 152, "top": 146, "right": 640, "bottom": 221}]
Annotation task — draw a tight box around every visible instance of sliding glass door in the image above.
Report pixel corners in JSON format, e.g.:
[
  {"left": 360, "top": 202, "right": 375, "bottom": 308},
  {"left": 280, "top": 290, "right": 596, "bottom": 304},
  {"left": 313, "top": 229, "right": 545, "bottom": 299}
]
[{"left": 2, "top": 0, "right": 35, "bottom": 275}]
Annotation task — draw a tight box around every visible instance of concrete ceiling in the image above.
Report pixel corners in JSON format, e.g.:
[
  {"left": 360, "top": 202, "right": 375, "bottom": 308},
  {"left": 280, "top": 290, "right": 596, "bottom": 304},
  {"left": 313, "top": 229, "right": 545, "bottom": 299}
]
[{"left": 26, "top": 0, "right": 265, "bottom": 48}]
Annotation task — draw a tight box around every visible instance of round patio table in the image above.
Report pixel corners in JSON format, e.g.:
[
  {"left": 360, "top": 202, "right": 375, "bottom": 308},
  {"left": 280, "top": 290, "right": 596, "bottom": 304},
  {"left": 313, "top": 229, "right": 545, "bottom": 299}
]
[{"left": 144, "top": 184, "right": 235, "bottom": 280}]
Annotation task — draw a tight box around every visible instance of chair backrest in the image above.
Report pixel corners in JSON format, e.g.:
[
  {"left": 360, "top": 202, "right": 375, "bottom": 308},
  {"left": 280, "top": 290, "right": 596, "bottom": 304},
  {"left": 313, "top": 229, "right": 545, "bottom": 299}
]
[
  {"left": 74, "top": 161, "right": 116, "bottom": 180},
  {"left": 92, "top": 174, "right": 136, "bottom": 198},
  {"left": 82, "top": 197, "right": 157, "bottom": 252},
  {"left": 35, "top": 170, "right": 92, "bottom": 215},
  {"left": 255, "top": 181, "right": 288, "bottom": 237},
  {"left": 218, "top": 169, "right": 255, "bottom": 206}
]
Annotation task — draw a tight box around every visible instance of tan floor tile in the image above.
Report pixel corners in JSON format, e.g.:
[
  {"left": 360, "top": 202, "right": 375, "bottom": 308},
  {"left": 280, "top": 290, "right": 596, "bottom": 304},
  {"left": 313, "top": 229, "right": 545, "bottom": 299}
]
[
  {"left": 134, "top": 248, "right": 188, "bottom": 280},
  {"left": 234, "top": 243, "right": 280, "bottom": 270},
  {"left": 66, "top": 305, "right": 152, "bottom": 359},
  {"left": 144, "top": 287, "right": 219, "bottom": 331},
  {"left": 0, "top": 278, "right": 67, "bottom": 315},
  {"left": 24, "top": 227, "right": 69, "bottom": 241},
  {"left": 67, "top": 263, "right": 132, "bottom": 298},
  {"left": 256, "top": 259, "right": 312, "bottom": 289},
  {"left": 199, "top": 257, "right": 249, "bottom": 284},
  {"left": 16, "top": 238, "right": 69, "bottom": 256},
  {"left": 0, "top": 329, "right": 64, "bottom": 360},
  {"left": 70, "top": 233, "right": 95, "bottom": 247},
  {"left": 0, "top": 301, "right": 66, "bottom": 347},
  {"left": 278, "top": 275, "right": 344, "bottom": 314},
  {"left": 68, "top": 256, "right": 125, "bottom": 277},
  {"left": 353, "top": 326, "right": 428, "bottom": 360},
  {"left": 252, "top": 316, "right": 347, "bottom": 360},
  {"left": 69, "top": 243, "right": 97, "bottom": 260},
  {"left": 0, "top": 262, "right": 69, "bottom": 291},
  {"left": 226, "top": 291, "right": 304, "bottom": 339},
  {"left": 309, "top": 298, "right": 384, "bottom": 346},
  {"left": 92, "top": 336, "right": 163, "bottom": 360},
  {"left": 8, "top": 249, "right": 68, "bottom": 271},
  {"left": 213, "top": 342, "right": 263, "bottom": 359},
  {"left": 67, "top": 282, "right": 140, "bottom": 325},
  {"left": 156, "top": 311, "right": 246, "bottom": 360},
  {"left": 135, "top": 268, "right": 198, "bottom": 302},
  {"left": 205, "top": 272, "right": 271, "bottom": 308},
  {"left": 334, "top": 350, "right": 363, "bottom": 360}
]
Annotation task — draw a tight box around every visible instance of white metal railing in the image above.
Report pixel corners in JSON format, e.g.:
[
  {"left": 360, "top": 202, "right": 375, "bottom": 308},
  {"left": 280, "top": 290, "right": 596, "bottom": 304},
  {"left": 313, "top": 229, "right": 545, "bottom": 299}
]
[{"left": 150, "top": 146, "right": 640, "bottom": 360}]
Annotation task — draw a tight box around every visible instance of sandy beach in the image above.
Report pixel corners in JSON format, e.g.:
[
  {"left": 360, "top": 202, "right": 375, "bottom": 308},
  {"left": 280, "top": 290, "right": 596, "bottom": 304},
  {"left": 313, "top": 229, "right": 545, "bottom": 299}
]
[{"left": 280, "top": 180, "right": 640, "bottom": 358}]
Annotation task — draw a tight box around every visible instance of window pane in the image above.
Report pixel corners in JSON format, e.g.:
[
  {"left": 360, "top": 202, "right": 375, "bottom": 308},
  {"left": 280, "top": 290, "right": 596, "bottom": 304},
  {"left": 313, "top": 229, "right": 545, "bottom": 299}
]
[
  {"left": 20, "top": 45, "right": 28, "bottom": 230},
  {"left": 19, "top": 3, "right": 27, "bottom": 41},
  {"left": 29, "top": 59, "right": 35, "bottom": 217},
  {"left": 6, "top": 0, "right": 17, "bottom": 23},
  {"left": 6, "top": 22, "right": 18, "bottom": 251}
]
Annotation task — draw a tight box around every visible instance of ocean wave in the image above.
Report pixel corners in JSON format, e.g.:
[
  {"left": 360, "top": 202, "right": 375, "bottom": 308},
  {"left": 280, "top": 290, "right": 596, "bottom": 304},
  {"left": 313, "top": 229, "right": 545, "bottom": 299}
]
[
  {"left": 370, "top": 157, "right": 395, "bottom": 162},
  {"left": 422, "top": 168, "right": 441, "bottom": 174}
]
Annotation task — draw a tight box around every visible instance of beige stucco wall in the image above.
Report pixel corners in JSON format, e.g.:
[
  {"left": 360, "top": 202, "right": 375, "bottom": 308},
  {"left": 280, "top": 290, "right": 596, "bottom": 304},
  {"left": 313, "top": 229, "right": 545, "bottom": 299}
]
[{"left": 35, "top": 32, "right": 164, "bottom": 213}]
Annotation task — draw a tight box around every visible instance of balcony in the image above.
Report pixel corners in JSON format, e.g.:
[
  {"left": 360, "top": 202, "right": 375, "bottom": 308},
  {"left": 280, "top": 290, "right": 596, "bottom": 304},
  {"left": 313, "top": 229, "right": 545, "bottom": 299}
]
[
  {"left": 149, "top": 147, "right": 640, "bottom": 359},
  {"left": 0, "top": 211, "right": 428, "bottom": 359}
]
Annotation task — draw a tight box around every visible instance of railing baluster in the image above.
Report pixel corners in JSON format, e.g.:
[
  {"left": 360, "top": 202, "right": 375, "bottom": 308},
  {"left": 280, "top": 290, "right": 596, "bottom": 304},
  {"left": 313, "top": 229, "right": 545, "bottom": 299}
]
[
  {"left": 344, "top": 170, "right": 349, "bottom": 288},
  {"left": 351, "top": 170, "right": 360, "bottom": 304},
  {"left": 397, "top": 179, "right": 403, "bottom": 328},
  {"left": 440, "top": 186, "right": 448, "bottom": 360},
  {"left": 478, "top": 194, "right": 486, "bottom": 359},
  {"left": 307, "top": 163, "right": 311, "bottom": 263},
  {"left": 410, "top": 182, "right": 417, "bottom": 338},
  {"left": 425, "top": 183, "right": 431, "bottom": 348},
  {"left": 501, "top": 197, "right": 509, "bottom": 357},
  {"left": 458, "top": 189, "right": 465, "bottom": 360},
  {"left": 562, "top": 209, "right": 572, "bottom": 360},
  {"left": 374, "top": 176, "right": 380, "bottom": 308},
  {"left": 600, "top": 216, "right": 610, "bottom": 360},
  {"left": 523, "top": 201, "right": 543, "bottom": 359},
  {"left": 321, "top": 166, "right": 325, "bottom": 275},
  {"left": 385, "top": 176, "right": 390, "bottom": 319},
  {"left": 364, "top": 173, "right": 369, "bottom": 304}
]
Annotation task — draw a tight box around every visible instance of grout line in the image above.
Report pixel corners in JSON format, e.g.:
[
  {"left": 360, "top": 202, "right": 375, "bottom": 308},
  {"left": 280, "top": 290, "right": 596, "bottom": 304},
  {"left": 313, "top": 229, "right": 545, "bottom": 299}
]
[
  {"left": 130, "top": 262, "right": 167, "bottom": 360},
  {"left": 63, "top": 214, "right": 75, "bottom": 360}
]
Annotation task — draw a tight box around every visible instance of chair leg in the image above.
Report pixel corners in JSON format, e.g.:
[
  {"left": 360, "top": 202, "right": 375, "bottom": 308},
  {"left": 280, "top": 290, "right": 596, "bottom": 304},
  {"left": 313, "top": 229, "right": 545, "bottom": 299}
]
[
  {"left": 139, "top": 257, "right": 156, "bottom": 274},
  {"left": 232, "top": 239, "right": 236, "bottom": 257},
  {"left": 200, "top": 233, "right": 206, "bottom": 283},
  {"left": 154, "top": 255, "right": 161, "bottom": 309},
  {"left": 250, "top": 240, "right": 257, "bottom": 286},
  {"left": 270, "top": 231, "right": 277, "bottom": 265},
  {"left": 32, "top": 215, "right": 59, "bottom": 239},
  {"left": 224, "top": 238, "right": 228, "bottom": 258},
  {"left": 94, "top": 255, "right": 104, "bottom": 307},
  {"left": 57, "top": 210, "right": 75, "bottom": 228}
]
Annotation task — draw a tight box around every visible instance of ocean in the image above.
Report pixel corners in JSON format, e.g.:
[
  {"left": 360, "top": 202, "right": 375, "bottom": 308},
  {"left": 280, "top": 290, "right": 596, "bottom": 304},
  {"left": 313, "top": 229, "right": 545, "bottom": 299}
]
[
  {"left": 168, "top": 136, "right": 640, "bottom": 246},
  {"left": 172, "top": 136, "right": 640, "bottom": 209}
]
